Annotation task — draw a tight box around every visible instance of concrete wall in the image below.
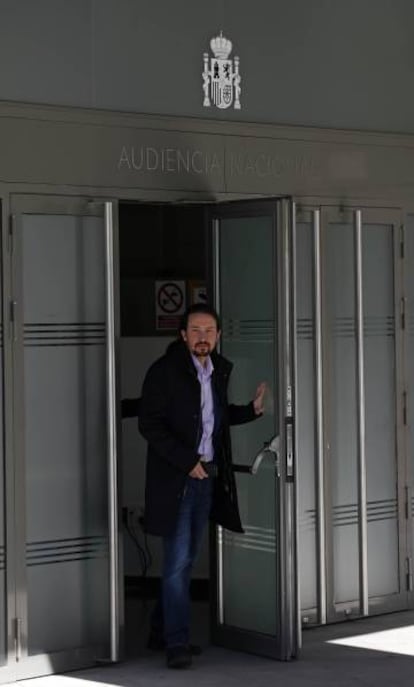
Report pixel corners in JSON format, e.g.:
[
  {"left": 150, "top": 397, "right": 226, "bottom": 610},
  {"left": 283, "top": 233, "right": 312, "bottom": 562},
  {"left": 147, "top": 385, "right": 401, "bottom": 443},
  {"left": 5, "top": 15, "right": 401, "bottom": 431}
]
[{"left": 0, "top": 0, "right": 414, "bottom": 133}]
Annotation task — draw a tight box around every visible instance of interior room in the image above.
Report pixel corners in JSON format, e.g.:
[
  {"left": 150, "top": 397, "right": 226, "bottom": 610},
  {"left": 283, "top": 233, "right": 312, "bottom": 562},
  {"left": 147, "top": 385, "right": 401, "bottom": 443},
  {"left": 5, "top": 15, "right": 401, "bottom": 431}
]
[{"left": 119, "top": 202, "right": 210, "bottom": 653}]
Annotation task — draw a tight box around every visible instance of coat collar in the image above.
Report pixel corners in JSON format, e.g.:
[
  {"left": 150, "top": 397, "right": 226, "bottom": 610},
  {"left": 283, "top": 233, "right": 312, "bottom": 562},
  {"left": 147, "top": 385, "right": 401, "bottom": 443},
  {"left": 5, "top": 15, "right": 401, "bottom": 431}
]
[{"left": 165, "top": 339, "right": 233, "bottom": 377}]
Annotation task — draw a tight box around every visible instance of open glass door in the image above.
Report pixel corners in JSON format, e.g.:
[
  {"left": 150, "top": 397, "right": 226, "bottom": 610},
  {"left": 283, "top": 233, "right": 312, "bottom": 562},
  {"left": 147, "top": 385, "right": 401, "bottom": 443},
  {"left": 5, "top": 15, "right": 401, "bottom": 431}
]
[
  {"left": 8, "top": 195, "right": 122, "bottom": 681},
  {"left": 209, "top": 198, "right": 299, "bottom": 660}
]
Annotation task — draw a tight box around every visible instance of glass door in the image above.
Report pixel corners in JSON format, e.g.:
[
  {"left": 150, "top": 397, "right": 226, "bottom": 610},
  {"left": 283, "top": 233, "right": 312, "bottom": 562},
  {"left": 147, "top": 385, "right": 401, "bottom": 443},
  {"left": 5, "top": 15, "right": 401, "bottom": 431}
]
[
  {"left": 208, "top": 198, "right": 299, "bottom": 660},
  {"left": 321, "top": 206, "right": 406, "bottom": 620},
  {"left": 294, "top": 205, "right": 407, "bottom": 626},
  {"left": 7, "top": 195, "right": 122, "bottom": 681}
]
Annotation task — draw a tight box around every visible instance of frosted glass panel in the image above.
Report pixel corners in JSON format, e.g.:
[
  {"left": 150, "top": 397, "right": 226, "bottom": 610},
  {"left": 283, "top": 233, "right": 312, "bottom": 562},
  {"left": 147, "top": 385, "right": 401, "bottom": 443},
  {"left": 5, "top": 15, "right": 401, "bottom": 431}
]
[
  {"left": 327, "top": 216, "right": 399, "bottom": 609},
  {"left": 219, "top": 216, "right": 278, "bottom": 635},
  {"left": 223, "top": 470, "right": 277, "bottom": 635},
  {"left": 326, "top": 221, "right": 359, "bottom": 604},
  {"left": 22, "top": 214, "right": 109, "bottom": 655},
  {"left": 362, "top": 224, "right": 399, "bottom": 598}
]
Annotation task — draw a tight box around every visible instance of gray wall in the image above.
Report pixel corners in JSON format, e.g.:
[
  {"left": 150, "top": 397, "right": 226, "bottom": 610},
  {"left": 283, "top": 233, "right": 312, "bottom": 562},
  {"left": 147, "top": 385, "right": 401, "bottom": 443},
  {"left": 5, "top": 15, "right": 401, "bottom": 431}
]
[{"left": 0, "top": 0, "right": 414, "bottom": 133}]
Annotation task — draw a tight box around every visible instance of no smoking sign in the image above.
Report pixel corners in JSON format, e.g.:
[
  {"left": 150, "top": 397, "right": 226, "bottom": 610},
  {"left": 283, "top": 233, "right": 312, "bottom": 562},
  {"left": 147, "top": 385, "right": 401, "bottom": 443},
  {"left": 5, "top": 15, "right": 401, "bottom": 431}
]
[{"left": 155, "top": 280, "right": 186, "bottom": 330}]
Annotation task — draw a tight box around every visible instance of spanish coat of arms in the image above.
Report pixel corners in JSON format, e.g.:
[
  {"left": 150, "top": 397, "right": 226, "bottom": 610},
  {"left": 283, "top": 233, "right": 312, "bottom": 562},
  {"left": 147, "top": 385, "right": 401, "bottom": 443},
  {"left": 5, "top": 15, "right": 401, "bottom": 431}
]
[{"left": 202, "top": 32, "right": 241, "bottom": 110}]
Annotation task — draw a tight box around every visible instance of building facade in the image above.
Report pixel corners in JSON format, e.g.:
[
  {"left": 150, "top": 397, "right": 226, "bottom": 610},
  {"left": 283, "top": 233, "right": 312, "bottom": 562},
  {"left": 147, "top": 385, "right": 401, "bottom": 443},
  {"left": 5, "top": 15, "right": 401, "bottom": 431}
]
[{"left": 0, "top": 0, "right": 414, "bottom": 680}]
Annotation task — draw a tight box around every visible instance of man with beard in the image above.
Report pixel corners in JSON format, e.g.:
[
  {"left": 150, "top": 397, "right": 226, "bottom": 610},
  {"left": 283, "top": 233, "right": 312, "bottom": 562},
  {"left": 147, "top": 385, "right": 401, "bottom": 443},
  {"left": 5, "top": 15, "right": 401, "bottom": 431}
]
[{"left": 139, "top": 303, "right": 265, "bottom": 669}]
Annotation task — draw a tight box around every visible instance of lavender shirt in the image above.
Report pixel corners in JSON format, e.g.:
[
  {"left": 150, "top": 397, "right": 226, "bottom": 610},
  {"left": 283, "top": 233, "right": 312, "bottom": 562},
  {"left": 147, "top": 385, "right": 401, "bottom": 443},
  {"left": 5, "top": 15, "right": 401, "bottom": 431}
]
[{"left": 191, "top": 354, "right": 215, "bottom": 462}]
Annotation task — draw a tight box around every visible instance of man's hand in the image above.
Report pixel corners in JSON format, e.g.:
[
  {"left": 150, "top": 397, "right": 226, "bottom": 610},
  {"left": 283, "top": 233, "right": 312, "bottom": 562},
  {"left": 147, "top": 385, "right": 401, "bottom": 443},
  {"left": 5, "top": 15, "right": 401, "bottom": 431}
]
[
  {"left": 253, "top": 382, "right": 267, "bottom": 415},
  {"left": 189, "top": 461, "right": 209, "bottom": 479}
]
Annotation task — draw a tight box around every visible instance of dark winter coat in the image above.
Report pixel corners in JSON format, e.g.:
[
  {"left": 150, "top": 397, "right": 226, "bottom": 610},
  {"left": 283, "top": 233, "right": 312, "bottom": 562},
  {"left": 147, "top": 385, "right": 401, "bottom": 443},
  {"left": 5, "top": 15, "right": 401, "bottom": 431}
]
[{"left": 138, "top": 339, "right": 257, "bottom": 536}]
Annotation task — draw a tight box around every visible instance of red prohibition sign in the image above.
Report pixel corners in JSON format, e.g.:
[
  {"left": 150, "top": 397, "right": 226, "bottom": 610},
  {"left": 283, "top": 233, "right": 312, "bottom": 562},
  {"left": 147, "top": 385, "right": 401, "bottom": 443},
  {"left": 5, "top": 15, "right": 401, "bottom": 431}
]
[{"left": 158, "top": 282, "right": 184, "bottom": 313}]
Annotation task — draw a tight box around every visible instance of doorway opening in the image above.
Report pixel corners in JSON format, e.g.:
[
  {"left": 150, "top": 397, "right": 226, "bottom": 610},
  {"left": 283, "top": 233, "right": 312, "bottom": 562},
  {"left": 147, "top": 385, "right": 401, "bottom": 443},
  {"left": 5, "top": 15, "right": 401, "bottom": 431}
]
[
  {"left": 117, "top": 197, "right": 300, "bottom": 662},
  {"left": 118, "top": 201, "right": 210, "bottom": 656}
]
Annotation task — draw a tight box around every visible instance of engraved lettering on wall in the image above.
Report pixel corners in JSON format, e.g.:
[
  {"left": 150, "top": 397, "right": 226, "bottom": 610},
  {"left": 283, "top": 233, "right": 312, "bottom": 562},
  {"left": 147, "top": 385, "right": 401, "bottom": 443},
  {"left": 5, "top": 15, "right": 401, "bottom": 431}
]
[
  {"left": 118, "top": 146, "right": 222, "bottom": 176},
  {"left": 228, "top": 152, "right": 320, "bottom": 178}
]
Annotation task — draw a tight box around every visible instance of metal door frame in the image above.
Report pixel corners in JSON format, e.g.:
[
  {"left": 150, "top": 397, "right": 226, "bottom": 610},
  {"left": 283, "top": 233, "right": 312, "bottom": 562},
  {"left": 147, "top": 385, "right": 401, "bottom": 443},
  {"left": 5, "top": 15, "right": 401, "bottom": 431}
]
[
  {"left": 208, "top": 197, "right": 300, "bottom": 660},
  {"left": 399, "top": 208, "right": 414, "bottom": 610},
  {"left": 0, "top": 194, "right": 123, "bottom": 682}
]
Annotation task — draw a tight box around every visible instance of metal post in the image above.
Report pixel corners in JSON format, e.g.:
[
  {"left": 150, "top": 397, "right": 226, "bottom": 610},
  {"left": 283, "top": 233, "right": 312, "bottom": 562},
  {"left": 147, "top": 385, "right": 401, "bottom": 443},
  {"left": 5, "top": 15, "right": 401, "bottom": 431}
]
[
  {"left": 104, "top": 201, "right": 120, "bottom": 660},
  {"left": 354, "top": 209, "right": 369, "bottom": 616},
  {"left": 291, "top": 201, "right": 301, "bottom": 652},
  {"left": 212, "top": 218, "right": 224, "bottom": 624},
  {"left": 280, "top": 199, "right": 298, "bottom": 658},
  {"left": 313, "top": 209, "right": 327, "bottom": 625}
]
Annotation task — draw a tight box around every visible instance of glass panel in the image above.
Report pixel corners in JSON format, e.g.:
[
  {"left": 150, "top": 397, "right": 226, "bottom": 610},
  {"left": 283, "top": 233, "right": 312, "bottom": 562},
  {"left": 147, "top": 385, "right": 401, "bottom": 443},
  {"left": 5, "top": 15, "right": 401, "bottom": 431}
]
[
  {"left": 406, "top": 216, "right": 414, "bottom": 557},
  {"left": 326, "top": 221, "right": 359, "bottom": 605},
  {"left": 219, "top": 215, "right": 277, "bottom": 635},
  {"left": 295, "top": 220, "right": 317, "bottom": 612},
  {"left": 363, "top": 223, "right": 399, "bottom": 598},
  {"left": 326, "top": 214, "right": 399, "bottom": 611},
  {"left": 0, "top": 202, "right": 6, "bottom": 666},
  {"left": 22, "top": 214, "right": 109, "bottom": 654}
]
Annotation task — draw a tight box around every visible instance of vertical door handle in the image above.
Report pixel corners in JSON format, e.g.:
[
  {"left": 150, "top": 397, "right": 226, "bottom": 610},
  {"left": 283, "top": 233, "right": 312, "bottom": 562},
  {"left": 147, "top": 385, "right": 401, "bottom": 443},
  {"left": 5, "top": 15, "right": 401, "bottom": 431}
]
[
  {"left": 104, "top": 201, "right": 120, "bottom": 662},
  {"left": 354, "top": 209, "right": 368, "bottom": 616},
  {"left": 14, "top": 617, "right": 22, "bottom": 661},
  {"left": 285, "top": 418, "right": 294, "bottom": 482}
]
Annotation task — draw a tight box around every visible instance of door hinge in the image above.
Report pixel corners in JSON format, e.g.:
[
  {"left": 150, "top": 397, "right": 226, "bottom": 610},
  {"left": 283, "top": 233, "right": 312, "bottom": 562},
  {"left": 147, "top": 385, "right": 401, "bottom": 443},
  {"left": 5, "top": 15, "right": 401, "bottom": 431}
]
[
  {"left": 405, "top": 486, "right": 411, "bottom": 519},
  {"left": 400, "top": 224, "right": 405, "bottom": 259},
  {"left": 14, "top": 617, "right": 22, "bottom": 661},
  {"left": 400, "top": 298, "right": 406, "bottom": 330},
  {"left": 403, "top": 390, "right": 408, "bottom": 426},
  {"left": 8, "top": 214, "right": 15, "bottom": 254},
  {"left": 9, "top": 301, "right": 17, "bottom": 342},
  {"left": 406, "top": 557, "right": 413, "bottom": 592},
  {"left": 9, "top": 300, "right": 15, "bottom": 321}
]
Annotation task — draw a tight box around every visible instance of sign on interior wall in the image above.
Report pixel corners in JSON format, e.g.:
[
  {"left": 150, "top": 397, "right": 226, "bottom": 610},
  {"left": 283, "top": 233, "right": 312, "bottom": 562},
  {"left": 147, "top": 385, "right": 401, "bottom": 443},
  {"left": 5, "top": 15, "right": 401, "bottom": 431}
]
[
  {"left": 202, "top": 32, "right": 241, "bottom": 110},
  {"left": 189, "top": 280, "right": 207, "bottom": 305},
  {"left": 155, "top": 280, "right": 186, "bottom": 331}
]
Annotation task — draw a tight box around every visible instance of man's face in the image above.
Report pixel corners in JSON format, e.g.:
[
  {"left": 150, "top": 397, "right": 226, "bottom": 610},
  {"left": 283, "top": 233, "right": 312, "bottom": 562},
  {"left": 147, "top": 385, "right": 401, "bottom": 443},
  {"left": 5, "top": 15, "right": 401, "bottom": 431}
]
[{"left": 181, "top": 313, "right": 220, "bottom": 359}]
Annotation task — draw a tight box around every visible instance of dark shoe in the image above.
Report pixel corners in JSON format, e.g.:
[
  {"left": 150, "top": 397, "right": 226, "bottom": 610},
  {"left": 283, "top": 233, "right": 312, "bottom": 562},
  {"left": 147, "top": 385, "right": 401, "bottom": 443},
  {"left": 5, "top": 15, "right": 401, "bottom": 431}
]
[
  {"left": 166, "top": 645, "right": 192, "bottom": 669},
  {"left": 148, "top": 632, "right": 202, "bottom": 655}
]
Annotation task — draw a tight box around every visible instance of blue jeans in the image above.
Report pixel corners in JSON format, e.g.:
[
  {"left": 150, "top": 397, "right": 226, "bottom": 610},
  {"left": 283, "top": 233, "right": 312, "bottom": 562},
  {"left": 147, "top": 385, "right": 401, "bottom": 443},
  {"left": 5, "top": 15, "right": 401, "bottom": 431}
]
[{"left": 152, "top": 476, "right": 213, "bottom": 648}]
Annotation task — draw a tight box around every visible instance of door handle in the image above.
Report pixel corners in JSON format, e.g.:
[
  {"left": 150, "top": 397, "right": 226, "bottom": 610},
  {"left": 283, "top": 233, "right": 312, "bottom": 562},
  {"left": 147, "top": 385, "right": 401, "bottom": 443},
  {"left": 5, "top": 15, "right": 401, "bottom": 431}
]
[
  {"left": 233, "top": 435, "right": 280, "bottom": 476},
  {"left": 104, "top": 201, "right": 120, "bottom": 663},
  {"left": 251, "top": 435, "right": 280, "bottom": 475}
]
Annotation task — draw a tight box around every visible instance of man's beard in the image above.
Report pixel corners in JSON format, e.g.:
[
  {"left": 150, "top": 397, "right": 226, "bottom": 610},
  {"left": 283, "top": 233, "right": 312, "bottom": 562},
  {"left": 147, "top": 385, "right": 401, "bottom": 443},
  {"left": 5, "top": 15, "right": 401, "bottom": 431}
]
[{"left": 192, "top": 342, "right": 211, "bottom": 357}]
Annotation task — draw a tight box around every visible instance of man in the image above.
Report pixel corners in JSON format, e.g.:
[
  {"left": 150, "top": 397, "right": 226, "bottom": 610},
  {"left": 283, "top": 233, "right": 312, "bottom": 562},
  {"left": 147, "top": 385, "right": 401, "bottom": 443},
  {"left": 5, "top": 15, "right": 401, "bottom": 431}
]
[{"left": 139, "top": 304, "right": 265, "bottom": 669}]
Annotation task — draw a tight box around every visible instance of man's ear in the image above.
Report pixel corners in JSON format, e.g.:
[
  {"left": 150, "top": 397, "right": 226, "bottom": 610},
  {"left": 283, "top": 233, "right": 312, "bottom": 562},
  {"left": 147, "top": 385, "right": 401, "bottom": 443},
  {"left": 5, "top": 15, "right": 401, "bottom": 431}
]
[
  {"left": 180, "top": 329, "right": 187, "bottom": 341},
  {"left": 217, "top": 330, "right": 221, "bottom": 340}
]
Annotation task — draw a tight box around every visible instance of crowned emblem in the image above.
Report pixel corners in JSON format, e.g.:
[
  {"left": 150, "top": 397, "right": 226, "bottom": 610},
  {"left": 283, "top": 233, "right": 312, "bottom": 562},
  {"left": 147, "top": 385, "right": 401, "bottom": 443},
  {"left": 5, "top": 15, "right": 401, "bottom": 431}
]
[{"left": 202, "top": 32, "right": 241, "bottom": 110}]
